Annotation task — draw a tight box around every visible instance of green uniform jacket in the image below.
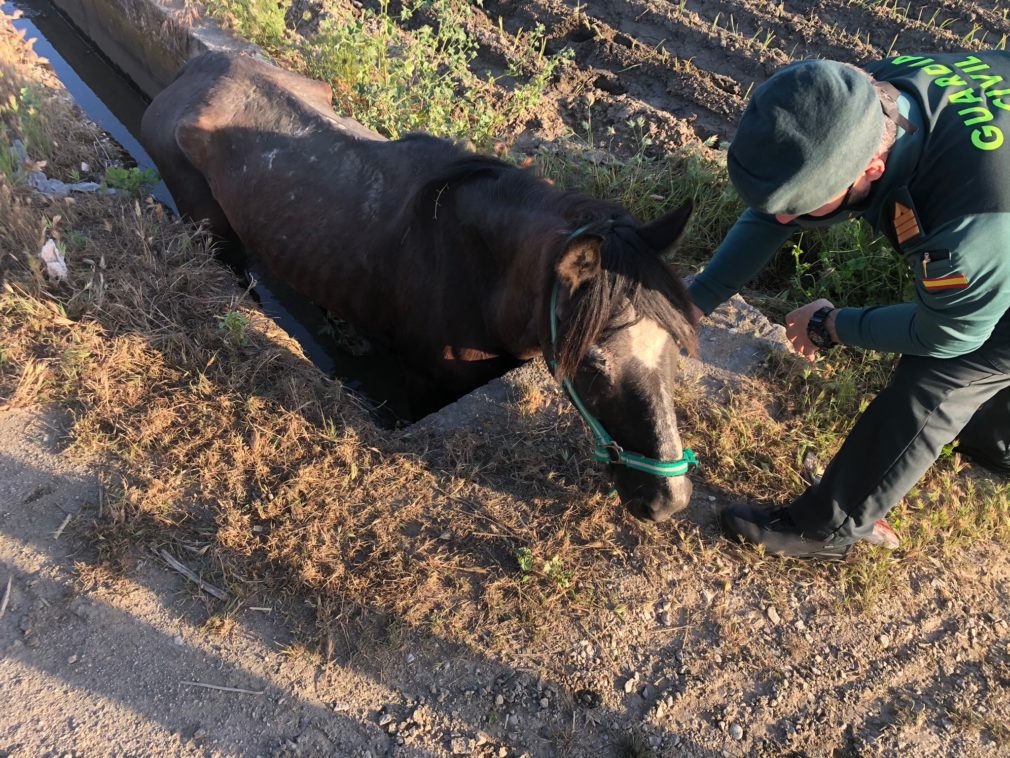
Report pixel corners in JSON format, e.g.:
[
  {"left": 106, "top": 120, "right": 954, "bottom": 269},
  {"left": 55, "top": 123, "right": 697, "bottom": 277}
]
[{"left": 688, "top": 51, "right": 1010, "bottom": 358}]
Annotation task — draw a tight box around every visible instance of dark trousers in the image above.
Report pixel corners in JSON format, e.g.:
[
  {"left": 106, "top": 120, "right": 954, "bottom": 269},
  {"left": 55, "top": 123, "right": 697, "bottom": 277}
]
[{"left": 788, "top": 309, "right": 1010, "bottom": 543}]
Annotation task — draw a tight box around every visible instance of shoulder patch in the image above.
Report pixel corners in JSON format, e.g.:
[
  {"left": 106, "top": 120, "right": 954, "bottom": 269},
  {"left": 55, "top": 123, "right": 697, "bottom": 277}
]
[{"left": 893, "top": 201, "right": 922, "bottom": 244}]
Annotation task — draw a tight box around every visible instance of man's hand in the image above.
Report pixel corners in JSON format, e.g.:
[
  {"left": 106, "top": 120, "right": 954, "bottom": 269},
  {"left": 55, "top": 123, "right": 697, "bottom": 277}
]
[{"left": 785, "top": 298, "right": 837, "bottom": 361}]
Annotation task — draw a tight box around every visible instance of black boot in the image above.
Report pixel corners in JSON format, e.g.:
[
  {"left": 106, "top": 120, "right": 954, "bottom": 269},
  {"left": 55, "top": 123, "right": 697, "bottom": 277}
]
[
  {"left": 957, "top": 444, "right": 1010, "bottom": 476},
  {"left": 720, "top": 504, "right": 852, "bottom": 561}
]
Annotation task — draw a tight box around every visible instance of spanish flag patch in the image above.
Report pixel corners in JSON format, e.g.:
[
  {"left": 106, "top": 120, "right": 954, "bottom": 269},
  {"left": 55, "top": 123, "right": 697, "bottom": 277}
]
[{"left": 922, "top": 274, "right": 970, "bottom": 291}]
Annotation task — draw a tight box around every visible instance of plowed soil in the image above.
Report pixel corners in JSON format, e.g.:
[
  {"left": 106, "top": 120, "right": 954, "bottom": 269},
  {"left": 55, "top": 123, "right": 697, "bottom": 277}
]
[{"left": 471, "top": 0, "right": 1010, "bottom": 154}]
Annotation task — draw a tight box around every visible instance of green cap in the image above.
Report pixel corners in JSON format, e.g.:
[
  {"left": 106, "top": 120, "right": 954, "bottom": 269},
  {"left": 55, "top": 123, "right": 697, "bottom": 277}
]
[{"left": 728, "top": 60, "right": 885, "bottom": 216}]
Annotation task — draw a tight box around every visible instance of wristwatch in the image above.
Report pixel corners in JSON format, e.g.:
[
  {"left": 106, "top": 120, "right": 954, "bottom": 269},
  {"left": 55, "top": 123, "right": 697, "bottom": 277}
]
[{"left": 807, "top": 306, "right": 838, "bottom": 350}]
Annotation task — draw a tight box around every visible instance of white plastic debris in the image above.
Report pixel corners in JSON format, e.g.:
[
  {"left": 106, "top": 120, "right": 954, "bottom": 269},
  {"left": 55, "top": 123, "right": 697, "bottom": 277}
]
[
  {"left": 13, "top": 140, "right": 105, "bottom": 198},
  {"left": 27, "top": 172, "right": 100, "bottom": 197},
  {"left": 38, "top": 238, "right": 68, "bottom": 283},
  {"left": 26, "top": 172, "right": 100, "bottom": 197}
]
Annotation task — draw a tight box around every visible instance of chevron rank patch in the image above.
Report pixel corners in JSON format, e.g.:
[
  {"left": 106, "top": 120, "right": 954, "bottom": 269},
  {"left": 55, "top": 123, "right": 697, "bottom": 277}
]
[
  {"left": 893, "top": 201, "right": 922, "bottom": 244},
  {"left": 922, "top": 273, "right": 970, "bottom": 291}
]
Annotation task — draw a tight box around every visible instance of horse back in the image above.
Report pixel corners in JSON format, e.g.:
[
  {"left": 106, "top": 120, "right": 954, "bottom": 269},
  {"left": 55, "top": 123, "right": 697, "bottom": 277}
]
[{"left": 143, "top": 52, "right": 473, "bottom": 340}]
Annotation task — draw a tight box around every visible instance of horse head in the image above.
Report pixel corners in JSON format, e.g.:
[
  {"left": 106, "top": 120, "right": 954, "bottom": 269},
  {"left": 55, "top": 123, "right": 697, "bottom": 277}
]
[{"left": 547, "top": 202, "right": 698, "bottom": 522}]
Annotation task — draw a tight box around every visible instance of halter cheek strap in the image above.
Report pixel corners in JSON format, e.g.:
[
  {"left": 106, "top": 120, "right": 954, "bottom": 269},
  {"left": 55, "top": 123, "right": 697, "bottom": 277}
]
[{"left": 547, "top": 226, "right": 698, "bottom": 478}]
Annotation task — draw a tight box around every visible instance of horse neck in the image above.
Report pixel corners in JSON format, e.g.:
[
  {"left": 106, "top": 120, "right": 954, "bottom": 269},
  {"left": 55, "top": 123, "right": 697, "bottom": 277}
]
[{"left": 451, "top": 184, "right": 567, "bottom": 359}]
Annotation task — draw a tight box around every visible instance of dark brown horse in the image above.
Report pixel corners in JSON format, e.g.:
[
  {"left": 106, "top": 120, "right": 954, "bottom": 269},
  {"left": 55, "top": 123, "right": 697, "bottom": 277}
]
[{"left": 141, "top": 52, "right": 699, "bottom": 522}]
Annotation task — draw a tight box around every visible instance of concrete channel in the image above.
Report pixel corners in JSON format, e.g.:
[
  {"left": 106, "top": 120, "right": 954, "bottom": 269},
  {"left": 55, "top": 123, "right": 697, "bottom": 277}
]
[{"left": 50, "top": 0, "right": 256, "bottom": 98}]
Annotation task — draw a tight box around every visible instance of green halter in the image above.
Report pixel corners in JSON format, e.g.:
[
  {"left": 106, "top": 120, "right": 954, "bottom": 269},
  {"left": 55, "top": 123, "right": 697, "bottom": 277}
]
[{"left": 548, "top": 226, "right": 698, "bottom": 477}]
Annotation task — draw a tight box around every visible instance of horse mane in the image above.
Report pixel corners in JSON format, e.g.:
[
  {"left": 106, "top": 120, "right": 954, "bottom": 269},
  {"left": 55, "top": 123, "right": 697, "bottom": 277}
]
[
  {"left": 411, "top": 154, "right": 698, "bottom": 378},
  {"left": 411, "top": 152, "right": 545, "bottom": 222}
]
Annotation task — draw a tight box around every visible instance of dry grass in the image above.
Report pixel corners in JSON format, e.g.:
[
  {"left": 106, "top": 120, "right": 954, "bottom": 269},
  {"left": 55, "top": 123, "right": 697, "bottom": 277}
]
[
  {"left": 0, "top": 17, "right": 653, "bottom": 662},
  {"left": 4, "top": 13, "right": 1010, "bottom": 710}
]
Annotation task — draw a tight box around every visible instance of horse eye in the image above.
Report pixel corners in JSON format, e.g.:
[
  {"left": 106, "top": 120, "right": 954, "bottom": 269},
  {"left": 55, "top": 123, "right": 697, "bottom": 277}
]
[{"left": 585, "top": 347, "right": 611, "bottom": 373}]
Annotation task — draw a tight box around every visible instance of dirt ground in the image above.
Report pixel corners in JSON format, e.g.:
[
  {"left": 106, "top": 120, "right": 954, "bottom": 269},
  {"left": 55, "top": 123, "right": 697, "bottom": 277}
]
[
  {"left": 5, "top": 403, "right": 1010, "bottom": 757},
  {"left": 4, "top": 1, "right": 1010, "bottom": 757},
  {"left": 411, "top": 0, "right": 1010, "bottom": 154}
]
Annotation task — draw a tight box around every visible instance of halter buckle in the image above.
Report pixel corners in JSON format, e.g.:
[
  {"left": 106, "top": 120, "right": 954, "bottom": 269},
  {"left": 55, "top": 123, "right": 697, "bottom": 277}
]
[{"left": 602, "top": 441, "right": 624, "bottom": 464}]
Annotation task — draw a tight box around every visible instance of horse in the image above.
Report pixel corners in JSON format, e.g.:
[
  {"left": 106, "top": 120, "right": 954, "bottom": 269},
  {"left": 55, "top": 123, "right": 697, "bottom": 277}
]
[{"left": 140, "top": 51, "right": 699, "bottom": 522}]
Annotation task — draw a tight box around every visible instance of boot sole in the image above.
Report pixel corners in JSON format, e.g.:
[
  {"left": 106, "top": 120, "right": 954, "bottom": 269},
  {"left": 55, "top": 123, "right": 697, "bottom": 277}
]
[
  {"left": 719, "top": 509, "right": 852, "bottom": 561},
  {"left": 765, "top": 544, "right": 851, "bottom": 562}
]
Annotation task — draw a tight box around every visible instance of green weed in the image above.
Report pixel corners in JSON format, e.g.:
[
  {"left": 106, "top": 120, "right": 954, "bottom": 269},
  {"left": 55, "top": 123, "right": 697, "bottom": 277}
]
[
  {"left": 515, "top": 546, "right": 534, "bottom": 574},
  {"left": 218, "top": 310, "right": 249, "bottom": 347},
  {"left": 543, "top": 554, "right": 573, "bottom": 589},
  {"left": 787, "top": 221, "right": 911, "bottom": 308},
  {"left": 1, "top": 85, "right": 50, "bottom": 163},
  {"left": 200, "top": 0, "right": 292, "bottom": 51},
  {"left": 203, "top": 0, "right": 568, "bottom": 145},
  {"left": 104, "top": 166, "right": 160, "bottom": 197},
  {"left": 60, "top": 346, "right": 92, "bottom": 385},
  {"left": 0, "top": 130, "right": 15, "bottom": 179}
]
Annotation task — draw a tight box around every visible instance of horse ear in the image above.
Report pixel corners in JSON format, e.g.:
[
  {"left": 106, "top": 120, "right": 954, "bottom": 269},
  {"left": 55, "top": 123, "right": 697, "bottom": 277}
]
[
  {"left": 639, "top": 200, "right": 694, "bottom": 255},
  {"left": 555, "top": 237, "right": 602, "bottom": 296}
]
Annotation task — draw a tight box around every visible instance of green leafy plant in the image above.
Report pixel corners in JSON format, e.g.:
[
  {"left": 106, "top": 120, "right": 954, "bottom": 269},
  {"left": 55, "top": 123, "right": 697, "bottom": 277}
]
[
  {"left": 200, "top": 0, "right": 292, "bottom": 51},
  {"left": 0, "top": 132, "right": 15, "bottom": 179},
  {"left": 543, "top": 554, "right": 573, "bottom": 589},
  {"left": 1, "top": 85, "right": 50, "bottom": 162},
  {"left": 203, "top": 0, "right": 569, "bottom": 145},
  {"left": 218, "top": 310, "right": 249, "bottom": 348},
  {"left": 104, "top": 166, "right": 160, "bottom": 197},
  {"left": 787, "top": 221, "right": 912, "bottom": 308},
  {"left": 515, "top": 546, "right": 533, "bottom": 574}
]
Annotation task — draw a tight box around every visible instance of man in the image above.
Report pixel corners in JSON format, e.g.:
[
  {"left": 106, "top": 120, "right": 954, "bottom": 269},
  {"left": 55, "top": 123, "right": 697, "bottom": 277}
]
[{"left": 688, "top": 52, "right": 1010, "bottom": 559}]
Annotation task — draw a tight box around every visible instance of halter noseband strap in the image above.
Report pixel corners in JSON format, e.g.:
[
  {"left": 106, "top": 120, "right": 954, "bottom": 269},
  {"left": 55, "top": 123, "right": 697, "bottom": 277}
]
[{"left": 547, "top": 225, "right": 698, "bottom": 478}]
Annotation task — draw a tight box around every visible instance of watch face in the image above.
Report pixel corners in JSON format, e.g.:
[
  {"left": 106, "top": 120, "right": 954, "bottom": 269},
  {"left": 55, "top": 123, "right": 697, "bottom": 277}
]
[
  {"left": 809, "top": 328, "right": 831, "bottom": 349},
  {"left": 807, "top": 308, "right": 835, "bottom": 349}
]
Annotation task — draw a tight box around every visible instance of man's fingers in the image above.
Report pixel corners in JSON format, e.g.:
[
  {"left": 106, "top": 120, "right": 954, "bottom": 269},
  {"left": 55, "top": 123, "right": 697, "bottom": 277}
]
[{"left": 786, "top": 330, "right": 818, "bottom": 361}]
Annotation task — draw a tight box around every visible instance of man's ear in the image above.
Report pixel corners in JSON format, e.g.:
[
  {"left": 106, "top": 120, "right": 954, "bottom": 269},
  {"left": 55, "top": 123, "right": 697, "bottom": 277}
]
[
  {"left": 865, "top": 156, "right": 887, "bottom": 182},
  {"left": 555, "top": 237, "right": 602, "bottom": 296}
]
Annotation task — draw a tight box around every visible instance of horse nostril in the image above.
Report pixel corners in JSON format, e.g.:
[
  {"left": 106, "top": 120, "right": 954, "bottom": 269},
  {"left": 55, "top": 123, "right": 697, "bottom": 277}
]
[
  {"left": 625, "top": 496, "right": 676, "bottom": 522},
  {"left": 623, "top": 479, "right": 692, "bottom": 522}
]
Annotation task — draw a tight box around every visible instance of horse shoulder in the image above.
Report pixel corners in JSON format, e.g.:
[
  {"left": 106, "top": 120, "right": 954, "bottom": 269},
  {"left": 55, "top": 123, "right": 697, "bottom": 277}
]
[{"left": 174, "top": 112, "right": 221, "bottom": 173}]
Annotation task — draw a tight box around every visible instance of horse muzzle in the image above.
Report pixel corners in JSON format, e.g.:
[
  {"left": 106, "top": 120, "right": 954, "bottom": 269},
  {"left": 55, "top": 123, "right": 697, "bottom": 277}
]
[{"left": 618, "top": 472, "right": 693, "bottom": 522}]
